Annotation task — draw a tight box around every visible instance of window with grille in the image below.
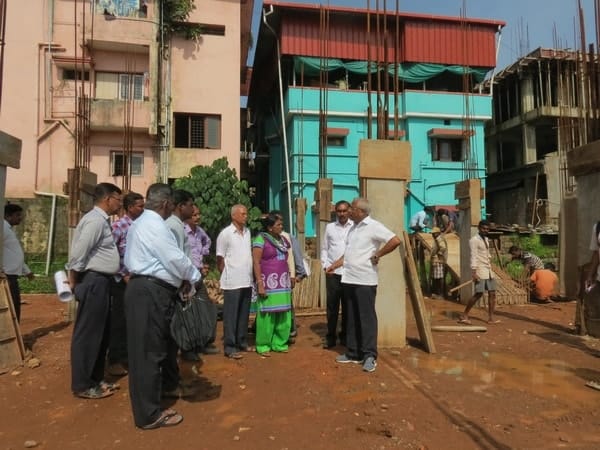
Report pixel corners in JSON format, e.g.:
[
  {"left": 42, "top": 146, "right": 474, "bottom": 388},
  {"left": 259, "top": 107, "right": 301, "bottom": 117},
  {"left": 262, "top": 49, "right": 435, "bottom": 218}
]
[
  {"left": 96, "top": 72, "right": 145, "bottom": 100},
  {"left": 119, "top": 74, "right": 144, "bottom": 100},
  {"left": 431, "top": 138, "right": 465, "bottom": 162},
  {"left": 110, "top": 152, "right": 144, "bottom": 176},
  {"left": 173, "top": 113, "right": 221, "bottom": 149}
]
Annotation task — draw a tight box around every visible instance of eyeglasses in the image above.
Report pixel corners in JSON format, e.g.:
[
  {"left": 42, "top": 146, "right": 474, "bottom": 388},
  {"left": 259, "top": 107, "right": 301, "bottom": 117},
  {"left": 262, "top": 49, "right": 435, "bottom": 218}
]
[
  {"left": 109, "top": 194, "right": 122, "bottom": 203},
  {"left": 336, "top": 209, "right": 349, "bottom": 213}
]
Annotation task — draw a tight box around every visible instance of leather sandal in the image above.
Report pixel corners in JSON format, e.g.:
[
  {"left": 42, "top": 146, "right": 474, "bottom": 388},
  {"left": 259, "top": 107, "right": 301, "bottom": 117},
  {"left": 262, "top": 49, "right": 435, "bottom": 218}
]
[
  {"left": 74, "top": 385, "right": 114, "bottom": 399},
  {"left": 141, "top": 410, "right": 183, "bottom": 430}
]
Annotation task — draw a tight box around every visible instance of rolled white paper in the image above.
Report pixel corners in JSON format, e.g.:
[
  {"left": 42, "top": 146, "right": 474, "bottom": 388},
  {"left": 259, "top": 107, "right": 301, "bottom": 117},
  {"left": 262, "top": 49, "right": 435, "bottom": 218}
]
[{"left": 54, "top": 270, "right": 73, "bottom": 302}]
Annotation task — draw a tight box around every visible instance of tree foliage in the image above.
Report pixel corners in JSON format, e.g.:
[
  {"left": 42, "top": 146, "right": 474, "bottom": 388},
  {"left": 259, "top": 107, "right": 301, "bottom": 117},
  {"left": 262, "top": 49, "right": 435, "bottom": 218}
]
[
  {"left": 161, "top": 0, "right": 203, "bottom": 42},
  {"left": 172, "top": 157, "right": 262, "bottom": 242}
]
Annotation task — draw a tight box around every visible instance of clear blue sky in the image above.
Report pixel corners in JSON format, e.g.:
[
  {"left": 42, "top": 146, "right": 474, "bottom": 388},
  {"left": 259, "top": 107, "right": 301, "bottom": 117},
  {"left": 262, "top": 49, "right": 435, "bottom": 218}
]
[{"left": 268, "top": 0, "right": 597, "bottom": 69}]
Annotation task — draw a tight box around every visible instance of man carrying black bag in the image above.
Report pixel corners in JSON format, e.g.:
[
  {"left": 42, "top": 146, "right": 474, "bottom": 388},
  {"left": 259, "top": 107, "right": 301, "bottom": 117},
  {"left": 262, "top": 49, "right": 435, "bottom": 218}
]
[
  {"left": 170, "top": 279, "right": 218, "bottom": 354},
  {"left": 124, "top": 183, "right": 200, "bottom": 430}
]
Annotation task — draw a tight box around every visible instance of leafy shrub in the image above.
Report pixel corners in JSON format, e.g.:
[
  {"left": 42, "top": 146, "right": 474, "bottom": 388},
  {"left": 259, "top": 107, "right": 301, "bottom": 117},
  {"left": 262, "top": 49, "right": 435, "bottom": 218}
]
[
  {"left": 172, "top": 157, "right": 262, "bottom": 243},
  {"left": 511, "top": 234, "right": 556, "bottom": 259}
]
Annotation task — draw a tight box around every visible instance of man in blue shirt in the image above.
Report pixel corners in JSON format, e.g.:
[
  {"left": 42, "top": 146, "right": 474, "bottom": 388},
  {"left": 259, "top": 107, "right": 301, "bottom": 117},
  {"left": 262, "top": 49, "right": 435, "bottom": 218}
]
[{"left": 124, "top": 183, "right": 200, "bottom": 430}]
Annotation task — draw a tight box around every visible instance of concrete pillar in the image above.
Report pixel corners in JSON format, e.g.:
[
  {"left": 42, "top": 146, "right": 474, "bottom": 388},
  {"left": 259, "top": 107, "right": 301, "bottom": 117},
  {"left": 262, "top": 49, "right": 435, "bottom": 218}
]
[
  {"left": 520, "top": 76, "right": 535, "bottom": 113},
  {"left": 0, "top": 130, "right": 22, "bottom": 266},
  {"left": 486, "top": 137, "right": 498, "bottom": 174},
  {"left": 359, "top": 139, "right": 411, "bottom": 348},
  {"left": 560, "top": 194, "right": 578, "bottom": 298},
  {"left": 455, "top": 179, "right": 482, "bottom": 303},
  {"left": 523, "top": 123, "right": 537, "bottom": 164},
  {"left": 543, "top": 153, "right": 560, "bottom": 226}
]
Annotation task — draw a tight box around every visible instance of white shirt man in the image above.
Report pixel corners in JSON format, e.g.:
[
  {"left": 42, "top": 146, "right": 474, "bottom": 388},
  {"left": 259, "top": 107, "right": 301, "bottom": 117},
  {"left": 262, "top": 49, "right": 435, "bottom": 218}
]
[
  {"left": 328, "top": 198, "right": 400, "bottom": 373},
  {"left": 321, "top": 200, "right": 353, "bottom": 348},
  {"left": 216, "top": 205, "right": 253, "bottom": 359}
]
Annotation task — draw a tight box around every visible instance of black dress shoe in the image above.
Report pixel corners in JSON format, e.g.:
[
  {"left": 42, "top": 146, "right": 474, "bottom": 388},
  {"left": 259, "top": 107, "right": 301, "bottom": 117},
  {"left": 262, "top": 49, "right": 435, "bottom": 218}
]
[{"left": 322, "top": 341, "right": 336, "bottom": 349}]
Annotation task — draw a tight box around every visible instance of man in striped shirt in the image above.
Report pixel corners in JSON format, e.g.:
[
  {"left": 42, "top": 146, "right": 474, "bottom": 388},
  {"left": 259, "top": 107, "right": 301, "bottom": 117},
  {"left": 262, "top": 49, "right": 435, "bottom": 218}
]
[{"left": 509, "top": 246, "right": 544, "bottom": 275}]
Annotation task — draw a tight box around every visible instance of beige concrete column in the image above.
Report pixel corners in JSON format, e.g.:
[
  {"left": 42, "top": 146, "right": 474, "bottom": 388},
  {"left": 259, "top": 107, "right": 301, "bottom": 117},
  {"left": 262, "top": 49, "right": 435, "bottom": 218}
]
[
  {"left": 0, "top": 130, "right": 22, "bottom": 266},
  {"left": 523, "top": 123, "right": 537, "bottom": 165},
  {"left": 315, "top": 179, "right": 332, "bottom": 308},
  {"left": 359, "top": 139, "right": 411, "bottom": 348},
  {"left": 520, "top": 76, "right": 535, "bottom": 113},
  {"left": 455, "top": 179, "right": 482, "bottom": 303}
]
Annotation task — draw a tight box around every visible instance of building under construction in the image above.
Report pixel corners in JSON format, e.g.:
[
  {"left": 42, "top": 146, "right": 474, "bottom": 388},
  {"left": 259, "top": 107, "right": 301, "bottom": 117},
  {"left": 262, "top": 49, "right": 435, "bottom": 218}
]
[{"left": 485, "top": 47, "right": 594, "bottom": 229}]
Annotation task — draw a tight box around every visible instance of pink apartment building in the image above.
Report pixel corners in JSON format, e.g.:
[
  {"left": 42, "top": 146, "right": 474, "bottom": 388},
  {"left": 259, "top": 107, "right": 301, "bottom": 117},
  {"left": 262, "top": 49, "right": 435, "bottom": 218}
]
[{"left": 1, "top": 0, "right": 244, "bottom": 199}]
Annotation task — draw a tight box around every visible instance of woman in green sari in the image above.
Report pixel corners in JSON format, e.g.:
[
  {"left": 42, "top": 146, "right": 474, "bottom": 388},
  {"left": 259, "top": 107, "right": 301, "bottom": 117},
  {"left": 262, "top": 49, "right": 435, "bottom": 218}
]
[{"left": 252, "top": 214, "right": 293, "bottom": 356}]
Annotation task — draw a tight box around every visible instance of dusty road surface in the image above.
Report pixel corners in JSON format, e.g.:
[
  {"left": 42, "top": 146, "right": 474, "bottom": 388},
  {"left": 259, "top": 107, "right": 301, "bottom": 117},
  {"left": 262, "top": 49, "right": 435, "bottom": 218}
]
[{"left": 2, "top": 295, "right": 600, "bottom": 450}]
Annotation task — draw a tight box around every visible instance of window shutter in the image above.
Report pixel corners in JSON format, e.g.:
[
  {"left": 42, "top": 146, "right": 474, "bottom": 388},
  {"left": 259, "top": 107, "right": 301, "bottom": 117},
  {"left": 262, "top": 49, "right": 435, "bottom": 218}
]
[
  {"left": 205, "top": 116, "right": 221, "bottom": 148},
  {"left": 96, "top": 72, "right": 118, "bottom": 99},
  {"left": 119, "top": 74, "right": 130, "bottom": 100},
  {"left": 133, "top": 75, "right": 144, "bottom": 100}
]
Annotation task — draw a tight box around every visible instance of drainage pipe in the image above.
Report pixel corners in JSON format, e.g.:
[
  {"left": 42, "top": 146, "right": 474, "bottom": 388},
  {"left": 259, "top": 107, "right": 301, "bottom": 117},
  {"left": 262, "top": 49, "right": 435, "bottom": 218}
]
[
  {"left": 263, "top": 5, "right": 293, "bottom": 234},
  {"left": 34, "top": 191, "right": 68, "bottom": 275}
]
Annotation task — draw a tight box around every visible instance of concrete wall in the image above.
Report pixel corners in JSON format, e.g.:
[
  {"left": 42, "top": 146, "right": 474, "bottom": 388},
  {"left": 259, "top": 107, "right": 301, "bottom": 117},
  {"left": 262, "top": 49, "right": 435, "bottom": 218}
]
[
  {"left": 6, "top": 196, "right": 69, "bottom": 259},
  {"left": 576, "top": 173, "right": 600, "bottom": 266},
  {"left": 1, "top": 0, "right": 46, "bottom": 197},
  {"left": 168, "top": 0, "right": 241, "bottom": 178}
]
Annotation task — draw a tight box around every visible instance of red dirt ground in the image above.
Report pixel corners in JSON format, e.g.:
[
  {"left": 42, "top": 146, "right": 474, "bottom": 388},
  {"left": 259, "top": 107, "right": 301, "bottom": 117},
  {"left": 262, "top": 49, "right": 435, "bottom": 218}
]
[{"left": 2, "top": 295, "right": 600, "bottom": 450}]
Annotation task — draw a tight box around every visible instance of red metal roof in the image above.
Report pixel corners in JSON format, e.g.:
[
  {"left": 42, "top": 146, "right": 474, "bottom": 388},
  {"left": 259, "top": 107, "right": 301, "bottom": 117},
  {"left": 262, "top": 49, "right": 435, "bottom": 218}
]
[
  {"left": 266, "top": 1, "right": 504, "bottom": 67},
  {"left": 265, "top": 1, "right": 505, "bottom": 27}
]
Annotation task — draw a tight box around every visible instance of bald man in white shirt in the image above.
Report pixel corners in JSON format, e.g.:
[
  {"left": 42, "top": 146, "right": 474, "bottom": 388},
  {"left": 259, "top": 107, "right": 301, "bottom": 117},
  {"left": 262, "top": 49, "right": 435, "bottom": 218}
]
[{"left": 327, "top": 198, "right": 401, "bottom": 373}]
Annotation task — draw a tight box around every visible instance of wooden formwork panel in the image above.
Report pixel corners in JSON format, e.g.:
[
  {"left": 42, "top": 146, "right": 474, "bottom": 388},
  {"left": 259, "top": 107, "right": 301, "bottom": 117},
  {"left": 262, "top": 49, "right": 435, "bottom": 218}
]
[{"left": 0, "top": 278, "right": 25, "bottom": 369}]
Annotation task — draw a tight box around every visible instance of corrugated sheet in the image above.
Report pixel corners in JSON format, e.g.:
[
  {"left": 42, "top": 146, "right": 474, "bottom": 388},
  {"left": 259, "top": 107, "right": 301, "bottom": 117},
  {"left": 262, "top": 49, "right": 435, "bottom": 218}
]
[
  {"left": 281, "top": 14, "right": 378, "bottom": 61},
  {"left": 279, "top": 7, "right": 499, "bottom": 68},
  {"left": 403, "top": 22, "right": 497, "bottom": 66}
]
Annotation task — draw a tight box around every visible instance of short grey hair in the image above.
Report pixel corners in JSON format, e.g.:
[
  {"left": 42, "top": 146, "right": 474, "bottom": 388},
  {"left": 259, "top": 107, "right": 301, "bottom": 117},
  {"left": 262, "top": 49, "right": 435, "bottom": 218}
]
[
  {"left": 352, "top": 197, "right": 370, "bottom": 214},
  {"left": 230, "top": 204, "right": 246, "bottom": 216},
  {"left": 145, "top": 183, "right": 173, "bottom": 211}
]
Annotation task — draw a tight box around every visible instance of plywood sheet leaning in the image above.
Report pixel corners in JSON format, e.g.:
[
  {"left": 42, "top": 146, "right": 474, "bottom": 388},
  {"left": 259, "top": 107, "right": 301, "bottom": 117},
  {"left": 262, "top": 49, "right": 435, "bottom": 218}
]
[
  {"left": 401, "top": 231, "right": 436, "bottom": 353},
  {"left": 293, "top": 259, "right": 323, "bottom": 310},
  {"left": 0, "top": 277, "right": 25, "bottom": 369}
]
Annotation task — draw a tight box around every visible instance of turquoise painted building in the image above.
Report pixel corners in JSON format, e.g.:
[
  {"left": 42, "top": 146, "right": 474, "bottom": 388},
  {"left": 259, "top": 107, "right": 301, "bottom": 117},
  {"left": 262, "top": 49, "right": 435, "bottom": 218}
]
[{"left": 247, "top": 2, "right": 504, "bottom": 236}]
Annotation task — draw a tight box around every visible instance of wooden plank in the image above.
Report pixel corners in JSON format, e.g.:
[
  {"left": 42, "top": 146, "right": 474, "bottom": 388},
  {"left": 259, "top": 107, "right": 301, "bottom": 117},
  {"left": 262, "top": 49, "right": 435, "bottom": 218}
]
[
  {"left": 315, "top": 178, "right": 332, "bottom": 221},
  {"left": 402, "top": 231, "right": 436, "bottom": 353},
  {"left": 0, "top": 277, "right": 25, "bottom": 368}
]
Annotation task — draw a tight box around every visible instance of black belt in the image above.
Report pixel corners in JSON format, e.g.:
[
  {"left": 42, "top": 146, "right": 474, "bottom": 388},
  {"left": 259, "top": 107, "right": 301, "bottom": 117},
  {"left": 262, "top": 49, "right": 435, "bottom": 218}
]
[
  {"left": 83, "top": 270, "right": 113, "bottom": 279},
  {"left": 131, "top": 275, "right": 178, "bottom": 293}
]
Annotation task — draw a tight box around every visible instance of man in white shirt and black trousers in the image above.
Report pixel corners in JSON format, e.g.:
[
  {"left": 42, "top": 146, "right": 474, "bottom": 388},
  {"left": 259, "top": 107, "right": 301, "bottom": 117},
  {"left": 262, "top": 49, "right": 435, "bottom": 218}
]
[
  {"left": 124, "top": 183, "right": 200, "bottom": 430},
  {"left": 326, "top": 197, "right": 401, "bottom": 373},
  {"left": 321, "top": 200, "right": 353, "bottom": 348}
]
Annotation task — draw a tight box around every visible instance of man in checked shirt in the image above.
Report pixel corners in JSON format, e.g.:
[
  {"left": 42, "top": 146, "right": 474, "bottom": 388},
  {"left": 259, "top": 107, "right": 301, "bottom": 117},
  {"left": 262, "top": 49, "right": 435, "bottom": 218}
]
[{"left": 108, "top": 191, "right": 145, "bottom": 376}]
